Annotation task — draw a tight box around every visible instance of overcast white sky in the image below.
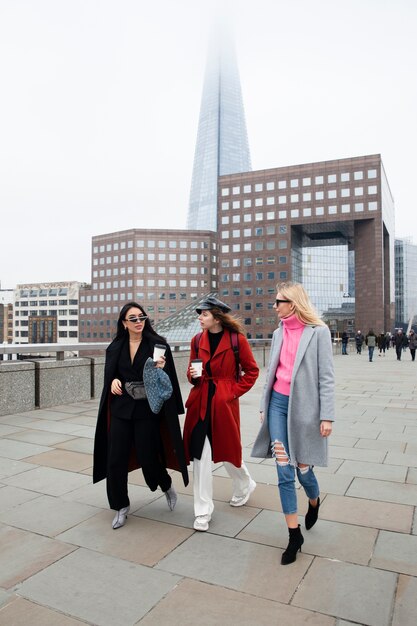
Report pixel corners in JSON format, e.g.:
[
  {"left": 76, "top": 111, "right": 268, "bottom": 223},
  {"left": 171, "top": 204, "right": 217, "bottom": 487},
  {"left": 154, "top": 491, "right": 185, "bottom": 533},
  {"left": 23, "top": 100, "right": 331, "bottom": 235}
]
[{"left": 1, "top": 0, "right": 416, "bottom": 289}]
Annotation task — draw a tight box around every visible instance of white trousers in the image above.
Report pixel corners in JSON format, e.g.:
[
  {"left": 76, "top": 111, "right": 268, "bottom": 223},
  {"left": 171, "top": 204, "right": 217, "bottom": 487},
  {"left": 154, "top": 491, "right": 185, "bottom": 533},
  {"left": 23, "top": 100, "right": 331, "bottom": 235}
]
[{"left": 192, "top": 437, "right": 252, "bottom": 517}]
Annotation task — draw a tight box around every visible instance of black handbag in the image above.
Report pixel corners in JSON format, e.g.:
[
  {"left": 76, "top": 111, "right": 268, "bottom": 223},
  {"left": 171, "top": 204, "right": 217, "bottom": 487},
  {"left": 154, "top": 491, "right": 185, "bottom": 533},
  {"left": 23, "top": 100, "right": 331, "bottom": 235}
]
[{"left": 124, "top": 381, "right": 147, "bottom": 400}]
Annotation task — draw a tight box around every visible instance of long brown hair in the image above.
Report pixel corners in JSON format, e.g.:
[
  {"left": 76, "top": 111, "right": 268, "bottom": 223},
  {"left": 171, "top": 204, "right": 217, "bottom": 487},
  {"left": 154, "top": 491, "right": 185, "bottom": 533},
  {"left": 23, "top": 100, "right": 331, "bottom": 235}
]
[{"left": 210, "top": 308, "right": 245, "bottom": 334}]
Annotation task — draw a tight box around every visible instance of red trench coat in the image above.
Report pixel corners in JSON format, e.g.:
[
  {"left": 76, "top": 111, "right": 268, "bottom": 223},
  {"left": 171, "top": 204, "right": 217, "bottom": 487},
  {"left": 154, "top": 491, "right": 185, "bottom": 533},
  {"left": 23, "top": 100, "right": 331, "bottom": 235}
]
[{"left": 183, "top": 329, "right": 259, "bottom": 467}]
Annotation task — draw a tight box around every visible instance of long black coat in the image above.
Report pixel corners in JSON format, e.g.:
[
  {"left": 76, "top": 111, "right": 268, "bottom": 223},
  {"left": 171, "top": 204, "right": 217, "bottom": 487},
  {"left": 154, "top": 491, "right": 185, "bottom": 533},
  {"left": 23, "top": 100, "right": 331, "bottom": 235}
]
[{"left": 93, "top": 333, "right": 189, "bottom": 486}]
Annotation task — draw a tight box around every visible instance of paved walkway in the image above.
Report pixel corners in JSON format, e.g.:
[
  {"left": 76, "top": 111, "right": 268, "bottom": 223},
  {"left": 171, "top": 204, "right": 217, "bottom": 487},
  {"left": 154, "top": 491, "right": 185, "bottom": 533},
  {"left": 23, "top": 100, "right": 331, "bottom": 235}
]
[{"left": 0, "top": 348, "right": 417, "bottom": 625}]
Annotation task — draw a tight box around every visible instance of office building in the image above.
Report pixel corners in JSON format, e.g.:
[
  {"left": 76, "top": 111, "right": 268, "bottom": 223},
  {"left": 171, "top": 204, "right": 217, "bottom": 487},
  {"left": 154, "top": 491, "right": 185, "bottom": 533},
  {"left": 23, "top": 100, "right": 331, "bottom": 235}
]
[
  {"left": 187, "top": 27, "right": 251, "bottom": 231},
  {"left": 79, "top": 229, "right": 216, "bottom": 340},
  {"left": 395, "top": 237, "right": 417, "bottom": 328},
  {"left": 0, "top": 289, "right": 13, "bottom": 344},
  {"left": 13, "top": 282, "right": 82, "bottom": 344},
  {"left": 218, "top": 154, "right": 394, "bottom": 337}
]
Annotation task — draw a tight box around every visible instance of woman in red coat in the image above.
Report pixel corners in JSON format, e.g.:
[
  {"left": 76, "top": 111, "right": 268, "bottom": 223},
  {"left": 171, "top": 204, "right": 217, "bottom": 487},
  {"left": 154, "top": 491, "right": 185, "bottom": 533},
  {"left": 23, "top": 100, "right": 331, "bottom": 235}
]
[{"left": 184, "top": 297, "right": 259, "bottom": 531}]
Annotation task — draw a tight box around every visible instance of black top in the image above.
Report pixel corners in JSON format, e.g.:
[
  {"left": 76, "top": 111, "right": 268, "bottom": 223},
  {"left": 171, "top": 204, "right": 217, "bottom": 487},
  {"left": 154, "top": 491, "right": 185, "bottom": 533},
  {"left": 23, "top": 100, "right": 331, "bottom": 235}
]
[{"left": 110, "top": 336, "right": 154, "bottom": 420}]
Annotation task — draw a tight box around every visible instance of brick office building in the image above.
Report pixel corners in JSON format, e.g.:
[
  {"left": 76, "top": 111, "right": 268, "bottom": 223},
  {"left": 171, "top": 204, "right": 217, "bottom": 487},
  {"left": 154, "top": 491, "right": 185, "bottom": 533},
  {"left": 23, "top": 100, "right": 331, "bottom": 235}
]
[{"left": 217, "top": 154, "right": 394, "bottom": 338}]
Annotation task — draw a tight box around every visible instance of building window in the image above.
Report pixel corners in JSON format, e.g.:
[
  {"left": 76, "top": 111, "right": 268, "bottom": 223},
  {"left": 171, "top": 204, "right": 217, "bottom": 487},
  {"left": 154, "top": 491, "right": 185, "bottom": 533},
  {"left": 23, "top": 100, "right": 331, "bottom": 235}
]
[
  {"left": 368, "top": 201, "right": 378, "bottom": 211},
  {"left": 255, "top": 183, "right": 263, "bottom": 192},
  {"left": 278, "top": 210, "right": 287, "bottom": 219},
  {"left": 290, "top": 179, "right": 298, "bottom": 188},
  {"left": 328, "top": 189, "right": 337, "bottom": 199},
  {"left": 222, "top": 202, "right": 229, "bottom": 210},
  {"left": 341, "top": 204, "right": 350, "bottom": 213},
  {"left": 303, "top": 207, "right": 311, "bottom": 217},
  {"left": 368, "top": 169, "right": 377, "bottom": 178},
  {"left": 355, "top": 187, "right": 363, "bottom": 196},
  {"left": 243, "top": 185, "right": 251, "bottom": 193},
  {"left": 328, "top": 174, "right": 337, "bottom": 183},
  {"left": 368, "top": 185, "right": 377, "bottom": 194},
  {"left": 232, "top": 201, "right": 240, "bottom": 209},
  {"left": 278, "top": 195, "right": 286, "bottom": 204},
  {"left": 355, "top": 203, "right": 364, "bottom": 212},
  {"left": 222, "top": 188, "right": 229, "bottom": 196},
  {"left": 290, "top": 194, "right": 299, "bottom": 202},
  {"left": 341, "top": 172, "right": 350, "bottom": 182},
  {"left": 290, "top": 209, "right": 299, "bottom": 218},
  {"left": 232, "top": 186, "right": 240, "bottom": 194},
  {"left": 315, "top": 191, "right": 324, "bottom": 200},
  {"left": 315, "top": 175, "right": 323, "bottom": 184},
  {"left": 328, "top": 205, "right": 337, "bottom": 214},
  {"left": 354, "top": 171, "right": 363, "bottom": 180},
  {"left": 302, "top": 177, "right": 311, "bottom": 186}
]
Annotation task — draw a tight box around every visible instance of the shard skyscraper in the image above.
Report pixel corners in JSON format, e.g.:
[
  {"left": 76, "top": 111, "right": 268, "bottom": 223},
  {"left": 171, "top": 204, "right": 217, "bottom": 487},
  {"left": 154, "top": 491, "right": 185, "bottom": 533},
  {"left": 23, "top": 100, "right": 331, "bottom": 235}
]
[{"left": 187, "top": 27, "right": 252, "bottom": 231}]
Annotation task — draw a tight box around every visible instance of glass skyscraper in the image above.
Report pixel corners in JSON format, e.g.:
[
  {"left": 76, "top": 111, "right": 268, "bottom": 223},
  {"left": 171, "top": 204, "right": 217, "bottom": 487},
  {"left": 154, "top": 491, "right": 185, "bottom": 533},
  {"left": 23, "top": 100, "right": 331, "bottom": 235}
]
[{"left": 187, "top": 27, "right": 252, "bottom": 231}]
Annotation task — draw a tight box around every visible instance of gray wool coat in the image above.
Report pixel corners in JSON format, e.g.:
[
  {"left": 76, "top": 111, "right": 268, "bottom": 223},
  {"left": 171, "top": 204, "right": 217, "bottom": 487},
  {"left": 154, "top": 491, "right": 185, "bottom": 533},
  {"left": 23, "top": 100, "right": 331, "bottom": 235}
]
[{"left": 251, "top": 323, "right": 335, "bottom": 467}]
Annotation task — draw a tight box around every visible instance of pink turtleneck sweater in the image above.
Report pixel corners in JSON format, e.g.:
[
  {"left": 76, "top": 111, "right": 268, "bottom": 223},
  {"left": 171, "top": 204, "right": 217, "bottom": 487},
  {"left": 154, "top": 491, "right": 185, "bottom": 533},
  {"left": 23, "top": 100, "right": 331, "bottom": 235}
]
[{"left": 273, "top": 314, "right": 306, "bottom": 396}]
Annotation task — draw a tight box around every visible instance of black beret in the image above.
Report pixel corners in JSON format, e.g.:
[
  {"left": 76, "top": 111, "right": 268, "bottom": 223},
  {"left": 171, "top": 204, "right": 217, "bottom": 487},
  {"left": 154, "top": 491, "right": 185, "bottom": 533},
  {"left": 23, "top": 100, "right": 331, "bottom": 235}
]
[{"left": 196, "top": 296, "right": 231, "bottom": 314}]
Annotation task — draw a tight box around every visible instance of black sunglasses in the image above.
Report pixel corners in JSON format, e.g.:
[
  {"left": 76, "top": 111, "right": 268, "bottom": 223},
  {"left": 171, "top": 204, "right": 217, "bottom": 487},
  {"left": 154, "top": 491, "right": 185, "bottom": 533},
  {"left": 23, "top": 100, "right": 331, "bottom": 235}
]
[
  {"left": 125, "top": 316, "right": 148, "bottom": 323},
  {"left": 275, "top": 299, "right": 291, "bottom": 305}
]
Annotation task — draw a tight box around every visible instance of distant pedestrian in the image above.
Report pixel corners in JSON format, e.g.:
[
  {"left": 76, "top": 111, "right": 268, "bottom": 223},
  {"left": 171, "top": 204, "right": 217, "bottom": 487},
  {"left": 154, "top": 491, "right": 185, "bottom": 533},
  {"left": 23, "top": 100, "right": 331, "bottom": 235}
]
[
  {"left": 394, "top": 329, "right": 407, "bottom": 361},
  {"left": 365, "top": 330, "right": 377, "bottom": 362},
  {"left": 355, "top": 330, "right": 364, "bottom": 355},
  {"left": 341, "top": 331, "right": 349, "bottom": 355},
  {"left": 408, "top": 330, "right": 417, "bottom": 361},
  {"left": 385, "top": 332, "right": 391, "bottom": 351},
  {"left": 377, "top": 332, "right": 386, "bottom": 356}
]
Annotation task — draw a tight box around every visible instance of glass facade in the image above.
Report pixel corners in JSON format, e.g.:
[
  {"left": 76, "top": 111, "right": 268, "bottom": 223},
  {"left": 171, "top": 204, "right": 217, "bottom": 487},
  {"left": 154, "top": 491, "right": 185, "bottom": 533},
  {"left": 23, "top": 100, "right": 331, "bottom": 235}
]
[
  {"left": 187, "top": 29, "right": 251, "bottom": 231},
  {"left": 395, "top": 238, "right": 417, "bottom": 327}
]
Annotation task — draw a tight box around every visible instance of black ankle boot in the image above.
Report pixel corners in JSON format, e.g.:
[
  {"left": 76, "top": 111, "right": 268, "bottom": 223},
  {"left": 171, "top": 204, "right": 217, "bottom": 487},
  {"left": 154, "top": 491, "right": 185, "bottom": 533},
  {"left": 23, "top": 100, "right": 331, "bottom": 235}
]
[
  {"left": 281, "top": 525, "right": 304, "bottom": 565},
  {"left": 305, "top": 497, "right": 320, "bottom": 530}
]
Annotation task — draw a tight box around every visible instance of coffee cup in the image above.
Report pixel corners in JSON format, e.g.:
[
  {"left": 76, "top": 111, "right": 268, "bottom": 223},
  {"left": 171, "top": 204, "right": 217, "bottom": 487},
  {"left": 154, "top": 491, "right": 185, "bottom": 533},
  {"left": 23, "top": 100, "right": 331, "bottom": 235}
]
[
  {"left": 153, "top": 344, "right": 166, "bottom": 361},
  {"left": 191, "top": 359, "right": 203, "bottom": 377}
]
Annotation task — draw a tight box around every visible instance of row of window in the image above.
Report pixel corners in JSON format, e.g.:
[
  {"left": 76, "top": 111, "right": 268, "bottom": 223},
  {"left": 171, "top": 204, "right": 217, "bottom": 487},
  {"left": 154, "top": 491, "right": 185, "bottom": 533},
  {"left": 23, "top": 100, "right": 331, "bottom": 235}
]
[
  {"left": 15, "top": 331, "right": 78, "bottom": 338},
  {"left": 221, "top": 256, "right": 287, "bottom": 267},
  {"left": 93, "top": 240, "right": 214, "bottom": 253},
  {"left": 94, "top": 253, "right": 212, "bottom": 265},
  {"left": 15, "top": 300, "right": 78, "bottom": 307},
  {"left": 18, "top": 289, "right": 70, "bottom": 297},
  {"left": 15, "top": 320, "right": 77, "bottom": 327},
  {"left": 221, "top": 170, "right": 378, "bottom": 195},
  {"left": 221, "top": 186, "right": 377, "bottom": 209},
  {"left": 91, "top": 279, "right": 212, "bottom": 291},
  {"left": 15, "top": 310, "right": 78, "bottom": 316},
  {"left": 221, "top": 272, "right": 286, "bottom": 282}
]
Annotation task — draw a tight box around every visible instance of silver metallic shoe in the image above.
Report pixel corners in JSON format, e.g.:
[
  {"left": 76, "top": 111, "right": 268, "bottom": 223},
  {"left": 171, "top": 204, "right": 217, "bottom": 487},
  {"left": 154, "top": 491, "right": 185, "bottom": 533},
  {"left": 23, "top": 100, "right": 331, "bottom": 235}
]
[
  {"left": 164, "top": 486, "right": 177, "bottom": 511},
  {"left": 112, "top": 505, "right": 130, "bottom": 529}
]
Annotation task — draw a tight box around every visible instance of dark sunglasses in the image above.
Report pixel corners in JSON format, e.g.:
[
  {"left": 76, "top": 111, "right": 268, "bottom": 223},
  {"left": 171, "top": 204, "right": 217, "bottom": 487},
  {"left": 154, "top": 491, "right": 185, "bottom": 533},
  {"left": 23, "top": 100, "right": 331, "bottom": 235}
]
[
  {"left": 275, "top": 299, "right": 291, "bottom": 305},
  {"left": 125, "top": 316, "right": 148, "bottom": 323}
]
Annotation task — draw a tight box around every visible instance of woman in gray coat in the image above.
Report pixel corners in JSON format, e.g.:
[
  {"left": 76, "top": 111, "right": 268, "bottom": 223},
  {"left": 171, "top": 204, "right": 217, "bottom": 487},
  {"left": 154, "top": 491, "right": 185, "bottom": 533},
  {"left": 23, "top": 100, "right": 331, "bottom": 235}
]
[{"left": 251, "top": 282, "right": 334, "bottom": 565}]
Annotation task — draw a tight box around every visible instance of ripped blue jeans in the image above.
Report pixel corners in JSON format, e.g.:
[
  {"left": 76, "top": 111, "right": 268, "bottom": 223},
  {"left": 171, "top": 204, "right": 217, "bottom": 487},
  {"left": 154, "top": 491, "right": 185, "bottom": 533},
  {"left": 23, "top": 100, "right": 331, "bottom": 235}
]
[{"left": 268, "top": 390, "right": 319, "bottom": 515}]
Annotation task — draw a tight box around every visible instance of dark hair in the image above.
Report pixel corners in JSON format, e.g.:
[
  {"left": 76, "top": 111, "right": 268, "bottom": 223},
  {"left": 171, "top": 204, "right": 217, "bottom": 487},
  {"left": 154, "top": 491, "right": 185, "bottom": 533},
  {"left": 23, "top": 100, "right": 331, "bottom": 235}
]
[
  {"left": 208, "top": 308, "right": 245, "bottom": 334},
  {"left": 115, "top": 302, "right": 166, "bottom": 342}
]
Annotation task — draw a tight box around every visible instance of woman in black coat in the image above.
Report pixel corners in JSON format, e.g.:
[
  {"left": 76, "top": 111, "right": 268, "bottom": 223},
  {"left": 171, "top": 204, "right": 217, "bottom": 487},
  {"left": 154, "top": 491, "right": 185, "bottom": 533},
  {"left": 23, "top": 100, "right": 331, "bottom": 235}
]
[{"left": 93, "top": 302, "right": 188, "bottom": 529}]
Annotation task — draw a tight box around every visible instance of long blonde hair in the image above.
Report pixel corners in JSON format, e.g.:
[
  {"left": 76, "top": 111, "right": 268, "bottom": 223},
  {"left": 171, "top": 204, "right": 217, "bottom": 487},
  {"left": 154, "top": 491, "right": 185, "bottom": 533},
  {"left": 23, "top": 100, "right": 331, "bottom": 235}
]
[{"left": 276, "top": 282, "right": 325, "bottom": 326}]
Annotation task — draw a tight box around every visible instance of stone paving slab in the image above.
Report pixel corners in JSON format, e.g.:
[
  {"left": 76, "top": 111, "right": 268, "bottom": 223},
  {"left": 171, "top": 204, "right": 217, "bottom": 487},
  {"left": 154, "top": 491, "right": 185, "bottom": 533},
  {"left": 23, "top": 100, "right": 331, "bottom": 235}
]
[
  {"left": 2, "top": 466, "right": 91, "bottom": 496},
  {"left": 23, "top": 419, "right": 88, "bottom": 435},
  {"left": 136, "top": 492, "right": 261, "bottom": 537},
  {"left": 0, "top": 524, "right": 75, "bottom": 589},
  {"left": 0, "top": 494, "right": 99, "bottom": 537},
  {"left": 335, "top": 459, "right": 407, "bottom": 482},
  {"left": 24, "top": 449, "right": 92, "bottom": 472},
  {"left": 236, "top": 509, "right": 377, "bottom": 565},
  {"left": 319, "top": 494, "right": 414, "bottom": 533},
  {"left": 385, "top": 450, "right": 417, "bottom": 467},
  {"left": 291, "top": 558, "right": 397, "bottom": 626},
  {"left": 354, "top": 438, "right": 406, "bottom": 452},
  {"left": 370, "top": 530, "right": 417, "bottom": 576},
  {"left": 392, "top": 574, "right": 417, "bottom": 626},
  {"left": 5, "top": 429, "right": 76, "bottom": 446},
  {"left": 0, "top": 457, "right": 37, "bottom": 479},
  {"left": 0, "top": 485, "right": 42, "bottom": 513},
  {"left": 139, "top": 578, "right": 336, "bottom": 626},
  {"left": 0, "top": 596, "right": 87, "bottom": 625},
  {"left": 0, "top": 439, "right": 52, "bottom": 460},
  {"left": 17, "top": 548, "right": 181, "bottom": 626},
  {"left": 54, "top": 437, "right": 94, "bottom": 454},
  {"left": 0, "top": 424, "right": 24, "bottom": 437},
  {"left": 156, "top": 532, "right": 313, "bottom": 603},
  {"left": 56, "top": 510, "right": 194, "bottom": 567},
  {"left": 347, "top": 476, "right": 417, "bottom": 506}
]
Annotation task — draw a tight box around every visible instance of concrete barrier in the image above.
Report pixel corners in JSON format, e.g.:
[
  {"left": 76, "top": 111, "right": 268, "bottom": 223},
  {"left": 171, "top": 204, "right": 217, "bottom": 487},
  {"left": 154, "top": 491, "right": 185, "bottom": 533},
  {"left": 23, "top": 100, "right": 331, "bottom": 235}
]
[
  {"left": 0, "top": 361, "right": 36, "bottom": 416},
  {"left": 34, "top": 358, "right": 92, "bottom": 408}
]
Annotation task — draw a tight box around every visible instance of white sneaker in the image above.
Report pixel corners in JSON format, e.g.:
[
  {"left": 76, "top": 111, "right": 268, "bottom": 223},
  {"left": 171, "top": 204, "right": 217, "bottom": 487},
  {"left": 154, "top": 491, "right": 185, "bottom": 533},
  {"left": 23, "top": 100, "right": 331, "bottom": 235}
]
[
  {"left": 112, "top": 505, "right": 130, "bottom": 529},
  {"left": 165, "top": 486, "right": 177, "bottom": 511},
  {"left": 193, "top": 514, "right": 211, "bottom": 531},
  {"left": 230, "top": 479, "right": 256, "bottom": 507}
]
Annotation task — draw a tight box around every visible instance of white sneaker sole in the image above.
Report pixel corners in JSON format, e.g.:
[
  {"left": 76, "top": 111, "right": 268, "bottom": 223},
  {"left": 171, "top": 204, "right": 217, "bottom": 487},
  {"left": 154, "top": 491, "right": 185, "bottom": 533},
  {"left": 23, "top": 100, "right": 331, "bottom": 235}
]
[{"left": 230, "top": 480, "right": 256, "bottom": 507}]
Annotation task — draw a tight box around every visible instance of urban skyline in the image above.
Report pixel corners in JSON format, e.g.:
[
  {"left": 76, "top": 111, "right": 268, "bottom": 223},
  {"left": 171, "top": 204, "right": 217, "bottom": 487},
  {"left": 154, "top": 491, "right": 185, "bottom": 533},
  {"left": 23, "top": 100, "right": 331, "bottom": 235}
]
[{"left": 1, "top": 0, "right": 416, "bottom": 288}]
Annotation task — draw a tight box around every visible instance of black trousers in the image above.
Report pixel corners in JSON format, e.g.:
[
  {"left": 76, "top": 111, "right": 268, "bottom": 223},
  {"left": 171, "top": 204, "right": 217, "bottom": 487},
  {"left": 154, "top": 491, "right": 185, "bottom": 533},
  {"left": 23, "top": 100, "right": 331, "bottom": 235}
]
[
  {"left": 396, "top": 346, "right": 402, "bottom": 360},
  {"left": 106, "top": 415, "right": 171, "bottom": 510}
]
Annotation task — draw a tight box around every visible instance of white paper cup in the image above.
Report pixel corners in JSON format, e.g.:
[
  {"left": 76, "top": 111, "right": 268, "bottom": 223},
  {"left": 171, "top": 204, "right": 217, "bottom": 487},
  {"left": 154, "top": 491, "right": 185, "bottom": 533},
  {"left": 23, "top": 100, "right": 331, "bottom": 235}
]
[
  {"left": 153, "top": 344, "right": 166, "bottom": 361},
  {"left": 191, "top": 359, "right": 203, "bottom": 377}
]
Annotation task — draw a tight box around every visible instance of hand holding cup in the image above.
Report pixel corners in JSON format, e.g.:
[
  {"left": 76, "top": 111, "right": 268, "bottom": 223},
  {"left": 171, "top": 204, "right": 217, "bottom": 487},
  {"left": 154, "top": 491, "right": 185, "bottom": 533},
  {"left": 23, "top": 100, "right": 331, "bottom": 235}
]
[{"left": 190, "top": 359, "right": 203, "bottom": 378}]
